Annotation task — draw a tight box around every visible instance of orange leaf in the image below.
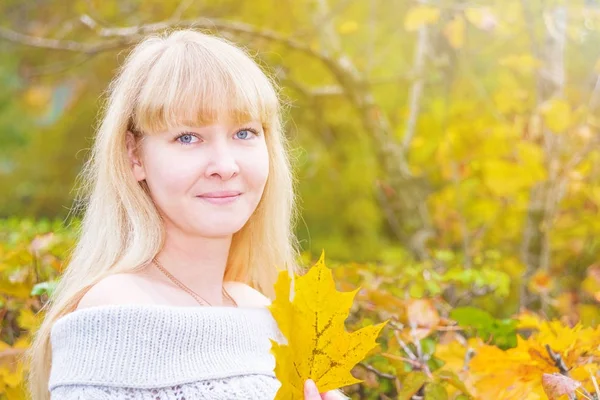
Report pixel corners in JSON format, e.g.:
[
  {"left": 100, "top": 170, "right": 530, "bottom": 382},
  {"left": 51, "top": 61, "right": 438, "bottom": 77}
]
[{"left": 406, "top": 299, "right": 440, "bottom": 340}]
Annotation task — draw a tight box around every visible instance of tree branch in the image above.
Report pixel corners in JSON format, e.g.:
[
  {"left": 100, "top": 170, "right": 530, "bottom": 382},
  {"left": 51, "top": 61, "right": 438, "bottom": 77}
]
[
  {"left": 291, "top": 0, "right": 354, "bottom": 41},
  {"left": 392, "top": 327, "right": 418, "bottom": 361},
  {"left": 357, "top": 362, "right": 396, "bottom": 380},
  {"left": 170, "top": 0, "right": 195, "bottom": 21},
  {"left": 451, "top": 161, "right": 472, "bottom": 268},
  {"left": 25, "top": 53, "right": 96, "bottom": 77},
  {"left": 0, "top": 25, "right": 129, "bottom": 53},
  {"left": 401, "top": 1, "right": 429, "bottom": 154},
  {"left": 0, "top": 17, "right": 337, "bottom": 64},
  {"left": 545, "top": 344, "right": 570, "bottom": 374},
  {"left": 520, "top": 6, "right": 568, "bottom": 308}
]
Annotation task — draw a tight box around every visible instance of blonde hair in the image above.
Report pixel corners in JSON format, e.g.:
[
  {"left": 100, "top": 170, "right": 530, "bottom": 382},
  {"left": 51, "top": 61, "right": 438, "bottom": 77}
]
[{"left": 25, "top": 29, "right": 299, "bottom": 400}]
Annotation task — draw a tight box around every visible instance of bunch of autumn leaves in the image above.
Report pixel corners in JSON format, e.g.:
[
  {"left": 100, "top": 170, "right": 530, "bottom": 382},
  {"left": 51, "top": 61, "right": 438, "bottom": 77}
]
[{"left": 269, "top": 253, "right": 600, "bottom": 400}]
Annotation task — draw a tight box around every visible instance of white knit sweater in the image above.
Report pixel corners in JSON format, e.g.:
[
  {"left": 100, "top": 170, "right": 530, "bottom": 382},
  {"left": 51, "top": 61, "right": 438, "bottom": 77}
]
[{"left": 49, "top": 304, "right": 284, "bottom": 399}]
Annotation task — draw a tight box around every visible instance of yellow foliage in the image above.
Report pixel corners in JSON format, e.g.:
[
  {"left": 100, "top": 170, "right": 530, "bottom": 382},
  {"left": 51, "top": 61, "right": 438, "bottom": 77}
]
[
  {"left": 595, "top": 58, "right": 600, "bottom": 74},
  {"left": 466, "top": 320, "right": 600, "bottom": 399},
  {"left": 500, "top": 54, "right": 541, "bottom": 74},
  {"left": 470, "top": 337, "right": 553, "bottom": 399},
  {"left": 481, "top": 159, "right": 541, "bottom": 197},
  {"left": 404, "top": 6, "right": 440, "bottom": 32},
  {"left": 0, "top": 336, "right": 29, "bottom": 398},
  {"left": 541, "top": 98, "right": 573, "bottom": 133},
  {"left": 444, "top": 16, "right": 466, "bottom": 49},
  {"left": 338, "top": 21, "right": 358, "bottom": 35},
  {"left": 516, "top": 310, "right": 546, "bottom": 330},
  {"left": 493, "top": 87, "right": 530, "bottom": 114},
  {"left": 435, "top": 340, "right": 466, "bottom": 372},
  {"left": 527, "top": 271, "right": 555, "bottom": 295},
  {"left": 0, "top": 362, "right": 23, "bottom": 389},
  {"left": 0, "top": 279, "right": 32, "bottom": 300},
  {"left": 269, "top": 253, "right": 387, "bottom": 399},
  {"left": 464, "top": 7, "right": 496, "bottom": 30},
  {"left": 21, "top": 85, "right": 51, "bottom": 110},
  {"left": 582, "top": 265, "right": 600, "bottom": 302},
  {"left": 17, "top": 308, "right": 41, "bottom": 332}
]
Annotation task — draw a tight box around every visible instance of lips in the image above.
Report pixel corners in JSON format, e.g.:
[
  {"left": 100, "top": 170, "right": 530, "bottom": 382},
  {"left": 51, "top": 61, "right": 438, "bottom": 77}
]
[
  {"left": 197, "top": 191, "right": 242, "bottom": 198},
  {"left": 196, "top": 191, "right": 242, "bottom": 205}
]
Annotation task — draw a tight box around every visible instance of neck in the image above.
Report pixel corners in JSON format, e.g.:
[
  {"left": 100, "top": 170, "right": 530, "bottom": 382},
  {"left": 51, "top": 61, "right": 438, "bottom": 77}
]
[{"left": 153, "top": 223, "right": 233, "bottom": 304}]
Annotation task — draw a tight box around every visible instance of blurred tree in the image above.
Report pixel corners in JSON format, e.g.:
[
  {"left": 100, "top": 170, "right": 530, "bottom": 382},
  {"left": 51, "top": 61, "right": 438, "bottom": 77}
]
[
  {"left": 0, "top": 54, "right": 35, "bottom": 206},
  {"left": 1, "top": 0, "right": 600, "bottom": 320}
]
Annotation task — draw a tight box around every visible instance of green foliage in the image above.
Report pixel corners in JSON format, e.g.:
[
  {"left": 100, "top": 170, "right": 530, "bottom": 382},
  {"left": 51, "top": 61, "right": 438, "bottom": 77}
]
[
  {"left": 450, "top": 307, "right": 517, "bottom": 349},
  {"left": 0, "top": 59, "right": 30, "bottom": 153},
  {"left": 30, "top": 281, "right": 57, "bottom": 297}
]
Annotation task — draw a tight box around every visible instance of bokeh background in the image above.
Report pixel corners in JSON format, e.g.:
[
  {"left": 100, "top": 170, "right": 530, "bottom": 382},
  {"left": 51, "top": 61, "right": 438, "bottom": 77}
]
[{"left": 2, "top": 1, "right": 600, "bottom": 399}]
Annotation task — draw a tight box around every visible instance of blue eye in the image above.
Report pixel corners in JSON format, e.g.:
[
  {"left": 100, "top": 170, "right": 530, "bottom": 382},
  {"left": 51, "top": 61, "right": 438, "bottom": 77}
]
[
  {"left": 176, "top": 133, "right": 198, "bottom": 145},
  {"left": 236, "top": 130, "right": 249, "bottom": 140},
  {"left": 235, "top": 128, "right": 258, "bottom": 140}
]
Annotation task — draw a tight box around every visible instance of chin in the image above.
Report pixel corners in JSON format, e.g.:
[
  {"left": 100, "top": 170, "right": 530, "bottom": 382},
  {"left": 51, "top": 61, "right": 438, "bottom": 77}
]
[{"left": 193, "top": 220, "right": 250, "bottom": 237}]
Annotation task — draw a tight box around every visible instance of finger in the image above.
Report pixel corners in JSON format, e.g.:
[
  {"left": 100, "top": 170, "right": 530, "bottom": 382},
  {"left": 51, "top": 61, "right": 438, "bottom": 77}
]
[{"left": 304, "top": 379, "right": 320, "bottom": 400}]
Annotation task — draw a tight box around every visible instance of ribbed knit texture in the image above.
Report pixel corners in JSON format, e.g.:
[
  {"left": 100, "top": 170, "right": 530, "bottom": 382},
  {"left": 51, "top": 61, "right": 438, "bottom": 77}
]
[{"left": 49, "top": 304, "right": 284, "bottom": 399}]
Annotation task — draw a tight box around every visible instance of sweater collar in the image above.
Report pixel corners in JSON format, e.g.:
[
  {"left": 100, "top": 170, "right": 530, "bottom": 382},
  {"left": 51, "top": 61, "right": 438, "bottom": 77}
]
[{"left": 49, "top": 304, "right": 283, "bottom": 390}]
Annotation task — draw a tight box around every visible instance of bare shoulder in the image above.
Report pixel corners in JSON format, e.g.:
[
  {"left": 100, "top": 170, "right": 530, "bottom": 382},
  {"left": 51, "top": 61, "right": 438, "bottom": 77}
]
[
  {"left": 77, "top": 275, "right": 271, "bottom": 310},
  {"left": 225, "top": 281, "right": 272, "bottom": 308},
  {"left": 76, "top": 273, "right": 152, "bottom": 310}
]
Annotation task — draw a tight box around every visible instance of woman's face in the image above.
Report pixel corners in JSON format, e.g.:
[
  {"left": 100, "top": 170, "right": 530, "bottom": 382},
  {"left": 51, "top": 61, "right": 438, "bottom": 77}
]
[{"left": 126, "top": 119, "right": 269, "bottom": 238}]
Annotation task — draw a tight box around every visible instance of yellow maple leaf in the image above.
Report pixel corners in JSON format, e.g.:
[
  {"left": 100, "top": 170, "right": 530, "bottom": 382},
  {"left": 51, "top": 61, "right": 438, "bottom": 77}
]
[
  {"left": 269, "top": 252, "right": 387, "bottom": 399},
  {"left": 534, "top": 321, "right": 600, "bottom": 366},
  {"left": 470, "top": 338, "right": 548, "bottom": 399},
  {"left": 434, "top": 339, "right": 468, "bottom": 373}
]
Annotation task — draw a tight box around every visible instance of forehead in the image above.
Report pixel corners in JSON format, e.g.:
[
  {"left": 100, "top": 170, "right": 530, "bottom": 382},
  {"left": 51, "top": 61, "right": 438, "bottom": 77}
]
[{"left": 129, "top": 39, "right": 278, "bottom": 136}]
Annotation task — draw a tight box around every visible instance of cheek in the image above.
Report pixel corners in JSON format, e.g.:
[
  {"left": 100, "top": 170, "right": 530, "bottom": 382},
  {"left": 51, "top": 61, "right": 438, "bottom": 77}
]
[
  {"left": 143, "top": 149, "right": 197, "bottom": 196},
  {"left": 246, "top": 147, "right": 270, "bottom": 189}
]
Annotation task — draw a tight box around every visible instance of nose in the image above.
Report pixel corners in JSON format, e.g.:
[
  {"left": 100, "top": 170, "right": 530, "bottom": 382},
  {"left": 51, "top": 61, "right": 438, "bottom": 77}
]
[{"left": 204, "top": 141, "right": 240, "bottom": 180}]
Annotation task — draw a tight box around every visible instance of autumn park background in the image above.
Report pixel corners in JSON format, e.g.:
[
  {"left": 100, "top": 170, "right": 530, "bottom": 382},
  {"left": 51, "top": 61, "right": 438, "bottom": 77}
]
[{"left": 1, "top": 0, "right": 600, "bottom": 399}]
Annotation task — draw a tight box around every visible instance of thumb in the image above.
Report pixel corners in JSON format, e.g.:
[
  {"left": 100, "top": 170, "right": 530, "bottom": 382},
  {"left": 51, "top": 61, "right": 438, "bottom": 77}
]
[{"left": 304, "top": 379, "right": 321, "bottom": 399}]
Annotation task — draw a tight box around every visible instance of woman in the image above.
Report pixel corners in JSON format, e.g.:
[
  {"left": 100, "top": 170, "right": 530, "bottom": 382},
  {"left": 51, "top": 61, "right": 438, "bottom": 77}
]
[{"left": 25, "top": 29, "right": 345, "bottom": 399}]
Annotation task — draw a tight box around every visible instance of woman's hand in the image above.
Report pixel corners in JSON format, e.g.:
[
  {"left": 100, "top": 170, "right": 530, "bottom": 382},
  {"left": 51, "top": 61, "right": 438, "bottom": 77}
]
[{"left": 304, "top": 379, "right": 349, "bottom": 399}]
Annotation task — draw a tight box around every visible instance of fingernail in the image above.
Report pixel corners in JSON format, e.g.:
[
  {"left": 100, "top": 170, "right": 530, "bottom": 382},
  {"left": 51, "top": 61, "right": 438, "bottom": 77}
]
[{"left": 304, "top": 379, "right": 319, "bottom": 397}]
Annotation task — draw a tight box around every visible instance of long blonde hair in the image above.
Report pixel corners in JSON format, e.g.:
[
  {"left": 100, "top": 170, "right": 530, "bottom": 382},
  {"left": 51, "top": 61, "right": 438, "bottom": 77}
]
[{"left": 25, "top": 29, "right": 299, "bottom": 400}]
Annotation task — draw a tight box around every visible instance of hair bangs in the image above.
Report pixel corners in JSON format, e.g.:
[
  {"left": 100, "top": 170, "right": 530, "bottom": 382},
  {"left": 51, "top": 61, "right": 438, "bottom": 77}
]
[{"left": 131, "top": 38, "right": 279, "bottom": 135}]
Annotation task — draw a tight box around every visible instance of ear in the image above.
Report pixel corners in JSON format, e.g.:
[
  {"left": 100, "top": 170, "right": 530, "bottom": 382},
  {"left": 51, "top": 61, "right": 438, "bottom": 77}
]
[{"left": 126, "top": 130, "right": 146, "bottom": 182}]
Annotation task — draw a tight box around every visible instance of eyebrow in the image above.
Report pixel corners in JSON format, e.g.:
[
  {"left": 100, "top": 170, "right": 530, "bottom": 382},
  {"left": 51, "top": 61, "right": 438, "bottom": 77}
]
[{"left": 178, "top": 121, "right": 262, "bottom": 132}]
